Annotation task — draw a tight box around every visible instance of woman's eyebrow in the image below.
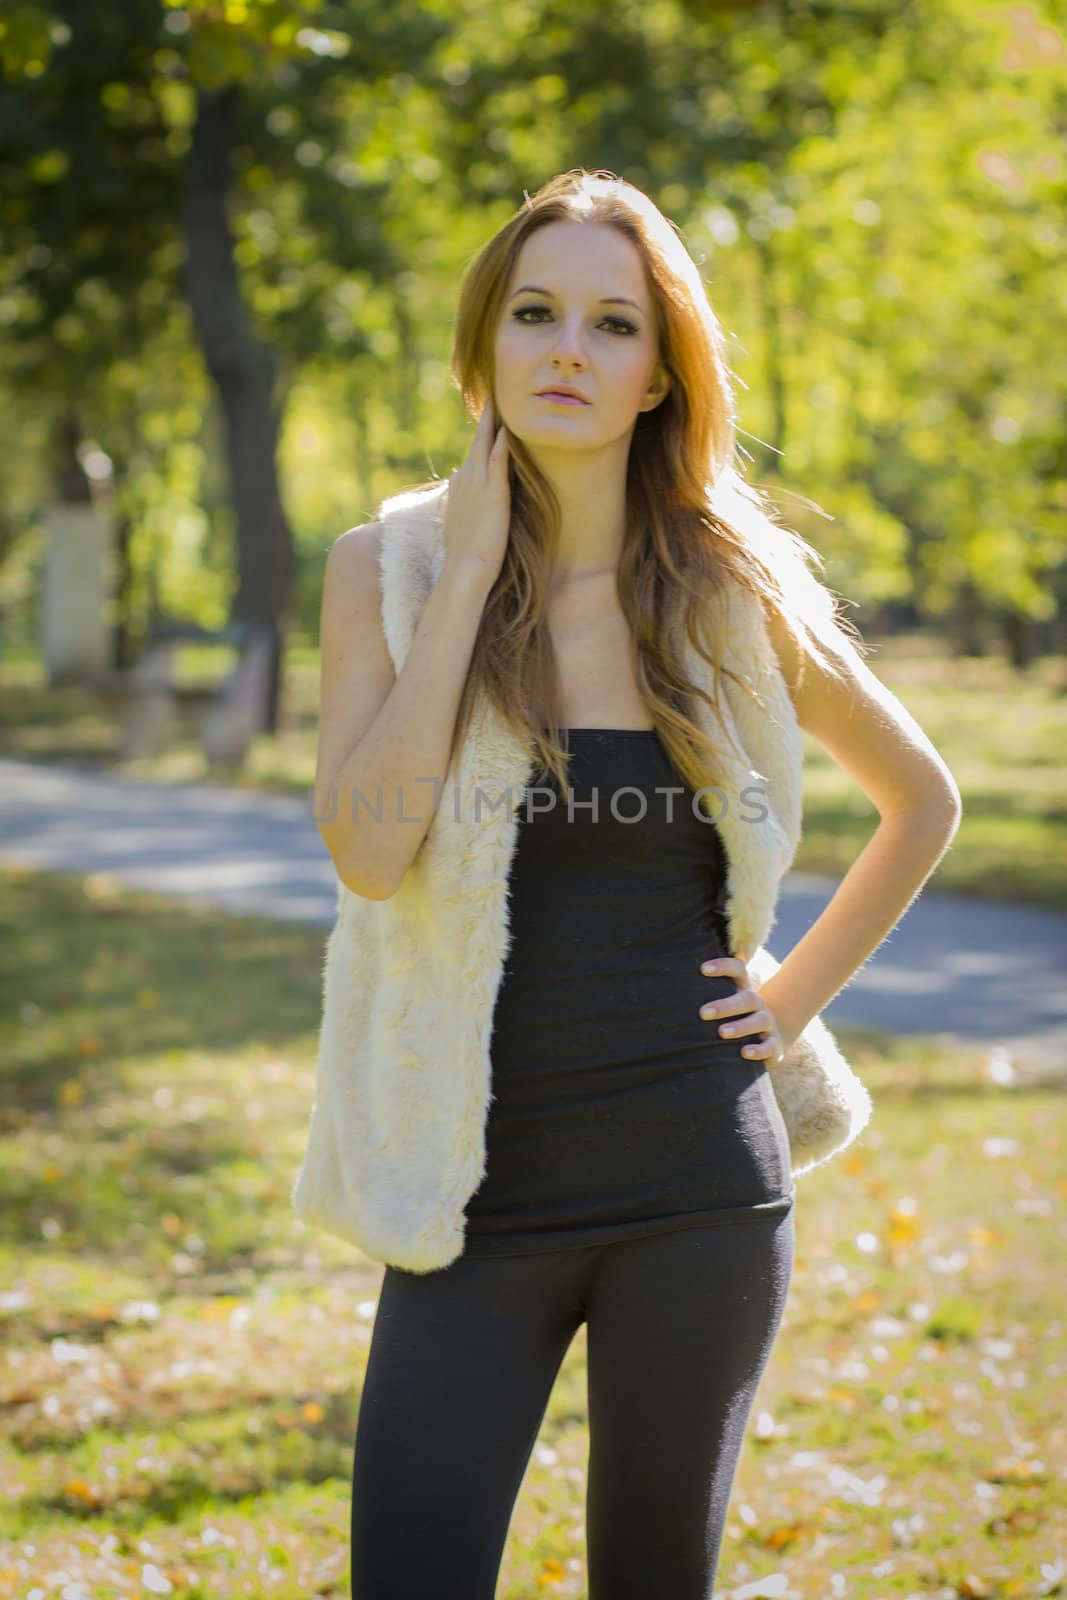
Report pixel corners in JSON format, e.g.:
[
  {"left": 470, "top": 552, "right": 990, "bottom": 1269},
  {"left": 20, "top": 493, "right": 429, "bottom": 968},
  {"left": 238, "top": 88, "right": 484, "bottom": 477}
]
[{"left": 508, "top": 284, "right": 644, "bottom": 313}]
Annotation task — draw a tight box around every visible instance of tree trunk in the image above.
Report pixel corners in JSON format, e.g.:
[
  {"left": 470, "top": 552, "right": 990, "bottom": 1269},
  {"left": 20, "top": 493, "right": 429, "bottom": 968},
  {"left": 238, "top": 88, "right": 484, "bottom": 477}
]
[
  {"left": 181, "top": 83, "right": 293, "bottom": 734},
  {"left": 1003, "top": 610, "right": 1038, "bottom": 670},
  {"left": 951, "top": 578, "right": 986, "bottom": 657}
]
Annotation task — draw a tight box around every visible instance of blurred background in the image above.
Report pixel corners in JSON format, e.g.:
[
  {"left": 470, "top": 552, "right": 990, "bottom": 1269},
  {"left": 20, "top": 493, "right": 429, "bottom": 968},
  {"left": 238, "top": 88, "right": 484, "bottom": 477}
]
[
  {"left": 1, "top": 0, "right": 1064, "bottom": 837},
  {"left": 1, "top": 3, "right": 1064, "bottom": 1597}
]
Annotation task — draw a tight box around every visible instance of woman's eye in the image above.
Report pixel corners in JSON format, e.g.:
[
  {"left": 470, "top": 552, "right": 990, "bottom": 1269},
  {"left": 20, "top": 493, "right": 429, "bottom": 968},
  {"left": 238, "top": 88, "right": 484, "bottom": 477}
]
[{"left": 512, "top": 306, "right": 638, "bottom": 336}]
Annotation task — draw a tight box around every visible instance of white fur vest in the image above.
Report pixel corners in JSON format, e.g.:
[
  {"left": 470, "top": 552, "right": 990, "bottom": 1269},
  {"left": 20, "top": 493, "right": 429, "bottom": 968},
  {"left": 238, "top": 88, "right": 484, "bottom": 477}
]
[{"left": 291, "top": 478, "right": 870, "bottom": 1272}]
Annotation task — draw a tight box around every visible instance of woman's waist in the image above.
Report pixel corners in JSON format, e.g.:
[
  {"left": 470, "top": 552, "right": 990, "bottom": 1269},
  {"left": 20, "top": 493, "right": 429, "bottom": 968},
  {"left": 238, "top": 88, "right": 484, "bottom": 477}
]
[
  {"left": 493, "top": 930, "right": 739, "bottom": 1029},
  {"left": 490, "top": 976, "right": 762, "bottom": 1086},
  {"left": 482, "top": 1045, "right": 785, "bottom": 1167}
]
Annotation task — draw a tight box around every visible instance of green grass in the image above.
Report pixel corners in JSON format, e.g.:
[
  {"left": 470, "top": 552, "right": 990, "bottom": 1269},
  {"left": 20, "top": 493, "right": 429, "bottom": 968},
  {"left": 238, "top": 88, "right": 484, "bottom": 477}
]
[
  {"left": 2, "top": 633, "right": 1066, "bottom": 908},
  {"left": 1, "top": 865, "right": 1064, "bottom": 1597},
  {"left": 798, "top": 634, "right": 1067, "bottom": 911}
]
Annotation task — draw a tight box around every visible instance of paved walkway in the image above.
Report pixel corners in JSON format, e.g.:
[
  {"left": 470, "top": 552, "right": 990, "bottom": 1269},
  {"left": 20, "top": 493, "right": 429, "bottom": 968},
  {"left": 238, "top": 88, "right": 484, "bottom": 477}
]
[{"left": 2, "top": 755, "right": 1065, "bottom": 1070}]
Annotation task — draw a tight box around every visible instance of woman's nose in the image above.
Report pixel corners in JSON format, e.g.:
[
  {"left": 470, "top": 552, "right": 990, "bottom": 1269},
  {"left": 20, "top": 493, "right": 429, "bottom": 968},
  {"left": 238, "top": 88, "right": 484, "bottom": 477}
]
[{"left": 551, "top": 323, "right": 588, "bottom": 360}]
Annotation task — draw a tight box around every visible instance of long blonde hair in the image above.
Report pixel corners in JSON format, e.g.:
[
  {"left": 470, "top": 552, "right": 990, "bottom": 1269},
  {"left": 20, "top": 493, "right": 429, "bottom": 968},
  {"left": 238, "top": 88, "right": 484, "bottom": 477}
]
[{"left": 405, "top": 168, "right": 865, "bottom": 796}]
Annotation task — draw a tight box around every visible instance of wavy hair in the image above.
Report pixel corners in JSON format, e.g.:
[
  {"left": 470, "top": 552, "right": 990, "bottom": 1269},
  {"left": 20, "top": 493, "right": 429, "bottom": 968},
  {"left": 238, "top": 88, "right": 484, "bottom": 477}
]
[{"left": 403, "top": 167, "right": 866, "bottom": 798}]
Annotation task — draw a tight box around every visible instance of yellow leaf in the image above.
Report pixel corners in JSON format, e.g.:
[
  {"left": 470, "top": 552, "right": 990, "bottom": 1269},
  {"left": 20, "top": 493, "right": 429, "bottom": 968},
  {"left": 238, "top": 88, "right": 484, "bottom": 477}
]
[
  {"left": 967, "top": 1225, "right": 997, "bottom": 1247},
  {"left": 64, "top": 1479, "right": 101, "bottom": 1505},
  {"left": 766, "top": 1521, "right": 807, "bottom": 1549},
  {"left": 887, "top": 1207, "right": 921, "bottom": 1246}
]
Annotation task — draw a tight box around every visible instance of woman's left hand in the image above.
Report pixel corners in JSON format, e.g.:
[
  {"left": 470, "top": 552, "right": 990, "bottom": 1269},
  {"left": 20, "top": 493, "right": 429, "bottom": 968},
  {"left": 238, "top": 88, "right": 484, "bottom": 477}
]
[{"left": 698, "top": 955, "right": 786, "bottom": 1066}]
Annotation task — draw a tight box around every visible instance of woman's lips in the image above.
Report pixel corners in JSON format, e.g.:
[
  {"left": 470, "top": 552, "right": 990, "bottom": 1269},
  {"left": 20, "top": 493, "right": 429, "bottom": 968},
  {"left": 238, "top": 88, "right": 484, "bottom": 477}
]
[{"left": 537, "top": 392, "right": 589, "bottom": 406}]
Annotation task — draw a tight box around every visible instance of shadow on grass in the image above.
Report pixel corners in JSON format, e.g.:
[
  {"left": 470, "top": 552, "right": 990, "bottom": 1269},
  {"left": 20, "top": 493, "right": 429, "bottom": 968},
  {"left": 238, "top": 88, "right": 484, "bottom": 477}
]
[
  {"left": 1, "top": 865, "right": 326, "bottom": 1267},
  {"left": 2, "top": 865, "right": 323, "bottom": 1107}
]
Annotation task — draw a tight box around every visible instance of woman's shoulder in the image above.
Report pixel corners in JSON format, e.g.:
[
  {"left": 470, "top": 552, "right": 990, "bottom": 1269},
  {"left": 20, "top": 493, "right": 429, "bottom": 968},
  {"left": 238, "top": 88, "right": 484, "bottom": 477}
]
[{"left": 378, "top": 476, "right": 449, "bottom": 527}]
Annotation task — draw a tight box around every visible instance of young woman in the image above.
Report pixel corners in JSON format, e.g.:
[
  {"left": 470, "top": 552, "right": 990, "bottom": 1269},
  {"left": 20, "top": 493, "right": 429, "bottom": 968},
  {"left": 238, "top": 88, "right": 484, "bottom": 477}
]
[{"left": 312, "top": 169, "right": 961, "bottom": 1598}]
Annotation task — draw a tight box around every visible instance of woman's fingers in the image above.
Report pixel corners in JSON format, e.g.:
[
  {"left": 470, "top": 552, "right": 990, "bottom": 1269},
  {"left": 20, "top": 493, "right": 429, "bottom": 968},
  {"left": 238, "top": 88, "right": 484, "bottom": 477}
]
[
  {"left": 713, "top": 1004, "right": 776, "bottom": 1039},
  {"left": 698, "top": 966, "right": 782, "bottom": 1059},
  {"left": 478, "top": 399, "right": 509, "bottom": 477},
  {"left": 717, "top": 1009, "right": 778, "bottom": 1054},
  {"left": 713, "top": 1004, "right": 783, "bottom": 1063},
  {"left": 442, "top": 397, "right": 512, "bottom": 585},
  {"left": 697, "top": 955, "right": 784, "bottom": 1058},
  {"left": 699, "top": 981, "right": 764, "bottom": 1025},
  {"left": 700, "top": 955, "right": 747, "bottom": 982},
  {"left": 737, "top": 1031, "right": 784, "bottom": 1064}
]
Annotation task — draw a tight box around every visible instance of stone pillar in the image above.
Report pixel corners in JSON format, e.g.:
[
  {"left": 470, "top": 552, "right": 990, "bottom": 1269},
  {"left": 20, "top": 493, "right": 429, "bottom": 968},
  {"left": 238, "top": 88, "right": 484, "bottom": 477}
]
[{"left": 40, "top": 413, "right": 113, "bottom": 686}]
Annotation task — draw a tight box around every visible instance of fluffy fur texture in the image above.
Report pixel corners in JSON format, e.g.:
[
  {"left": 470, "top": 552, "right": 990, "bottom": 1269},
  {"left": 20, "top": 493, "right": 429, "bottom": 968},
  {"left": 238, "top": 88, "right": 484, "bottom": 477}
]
[{"left": 291, "top": 480, "right": 873, "bottom": 1272}]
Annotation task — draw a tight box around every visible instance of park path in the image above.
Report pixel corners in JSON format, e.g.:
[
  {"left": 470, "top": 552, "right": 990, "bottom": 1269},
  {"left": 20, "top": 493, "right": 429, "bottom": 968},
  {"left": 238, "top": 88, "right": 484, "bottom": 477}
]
[{"left": 2, "top": 754, "right": 1065, "bottom": 1072}]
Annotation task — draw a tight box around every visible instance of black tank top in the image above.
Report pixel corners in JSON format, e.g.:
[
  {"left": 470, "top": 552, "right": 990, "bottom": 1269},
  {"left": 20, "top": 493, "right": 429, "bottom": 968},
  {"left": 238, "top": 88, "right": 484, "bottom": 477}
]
[{"left": 462, "top": 728, "right": 796, "bottom": 1257}]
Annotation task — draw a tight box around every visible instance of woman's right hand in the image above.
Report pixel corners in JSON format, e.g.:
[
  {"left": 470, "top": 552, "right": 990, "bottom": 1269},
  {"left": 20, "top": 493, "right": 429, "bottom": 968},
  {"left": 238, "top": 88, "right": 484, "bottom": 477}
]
[{"left": 442, "top": 398, "right": 512, "bottom": 591}]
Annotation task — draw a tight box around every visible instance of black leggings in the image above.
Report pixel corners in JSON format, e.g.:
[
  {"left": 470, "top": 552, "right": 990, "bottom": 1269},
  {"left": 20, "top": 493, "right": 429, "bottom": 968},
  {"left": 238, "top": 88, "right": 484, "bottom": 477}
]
[{"left": 350, "top": 1209, "right": 794, "bottom": 1598}]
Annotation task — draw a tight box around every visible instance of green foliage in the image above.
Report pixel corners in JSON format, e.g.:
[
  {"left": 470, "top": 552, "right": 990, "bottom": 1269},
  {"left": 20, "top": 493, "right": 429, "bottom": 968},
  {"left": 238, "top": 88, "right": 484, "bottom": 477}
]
[{"left": 0, "top": 0, "right": 1063, "bottom": 657}]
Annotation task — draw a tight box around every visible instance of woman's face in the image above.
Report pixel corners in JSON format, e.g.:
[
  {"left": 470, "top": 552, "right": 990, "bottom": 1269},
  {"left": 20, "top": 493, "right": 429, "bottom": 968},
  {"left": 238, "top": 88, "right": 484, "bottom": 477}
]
[{"left": 493, "top": 220, "right": 669, "bottom": 453}]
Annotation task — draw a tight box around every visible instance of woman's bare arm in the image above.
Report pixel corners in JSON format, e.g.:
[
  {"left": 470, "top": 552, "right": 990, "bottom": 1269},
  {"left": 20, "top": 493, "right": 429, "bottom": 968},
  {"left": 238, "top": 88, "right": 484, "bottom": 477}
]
[
  {"left": 755, "top": 607, "right": 964, "bottom": 1047},
  {"left": 314, "top": 522, "right": 493, "bottom": 899}
]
